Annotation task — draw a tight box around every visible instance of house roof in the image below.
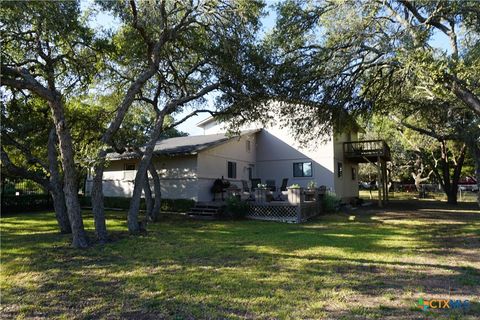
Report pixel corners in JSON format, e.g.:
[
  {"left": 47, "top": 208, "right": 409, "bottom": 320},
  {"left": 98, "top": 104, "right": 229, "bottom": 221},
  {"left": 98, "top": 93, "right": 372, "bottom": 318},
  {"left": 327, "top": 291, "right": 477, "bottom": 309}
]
[
  {"left": 196, "top": 116, "right": 216, "bottom": 127},
  {"left": 106, "top": 129, "right": 260, "bottom": 161}
]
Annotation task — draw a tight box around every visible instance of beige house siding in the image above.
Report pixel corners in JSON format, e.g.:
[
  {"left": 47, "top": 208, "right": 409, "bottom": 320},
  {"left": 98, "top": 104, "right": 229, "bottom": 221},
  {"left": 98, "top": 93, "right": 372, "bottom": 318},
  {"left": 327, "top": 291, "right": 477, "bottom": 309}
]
[
  {"left": 198, "top": 115, "right": 360, "bottom": 201},
  {"left": 86, "top": 156, "right": 200, "bottom": 200},
  {"left": 88, "top": 118, "right": 360, "bottom": 202},
  {"left": 197, "top": 133, "right": 257, "bottom": 200},
  {"left": 255, "top": 126, "right": 335, "bottom": 192},
  {"left": 333, "top": 132, "right": 359, "bottom": 200}
]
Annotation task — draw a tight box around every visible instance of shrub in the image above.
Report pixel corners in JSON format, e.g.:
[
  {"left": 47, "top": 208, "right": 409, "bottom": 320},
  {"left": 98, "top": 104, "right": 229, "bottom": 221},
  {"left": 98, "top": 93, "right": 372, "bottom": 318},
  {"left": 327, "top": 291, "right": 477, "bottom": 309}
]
[
  {"left": 160, "top": 198, "right": 195, "bottom": 212},
  {"left": 79, "top": 196, "right": 195, "bottom": 213},
  {"left": 225, "top": 196, "right": 248, "bottom": 219},
  {"left": 1, "top": 195, "right": 52, "bottom": 213},
  {"left": 323, "top": 193, "right": 341, "bottom": 212}
]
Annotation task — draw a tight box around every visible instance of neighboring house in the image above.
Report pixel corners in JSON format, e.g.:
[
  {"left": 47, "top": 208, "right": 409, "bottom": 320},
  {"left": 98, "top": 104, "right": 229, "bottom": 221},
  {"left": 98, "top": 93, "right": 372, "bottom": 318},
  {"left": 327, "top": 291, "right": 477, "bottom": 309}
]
[{"left": 85, "top": 117, "right": 364, "bottom": 202}]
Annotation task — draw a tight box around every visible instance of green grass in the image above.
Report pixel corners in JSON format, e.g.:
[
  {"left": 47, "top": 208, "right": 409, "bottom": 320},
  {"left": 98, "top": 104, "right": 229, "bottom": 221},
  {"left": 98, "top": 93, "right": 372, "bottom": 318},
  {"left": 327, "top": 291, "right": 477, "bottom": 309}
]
[
  {"left": 1, "top": 201, "right": 479, "bottom": 319},
  {"left": 360, "top": 190, "right": 478, "bottom": 202}
]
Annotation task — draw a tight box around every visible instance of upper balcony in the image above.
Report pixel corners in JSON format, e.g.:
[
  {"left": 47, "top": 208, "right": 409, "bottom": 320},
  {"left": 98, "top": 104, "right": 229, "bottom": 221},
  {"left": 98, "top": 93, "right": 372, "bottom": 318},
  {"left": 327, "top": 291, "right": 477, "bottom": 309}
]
[{"left": 343, "top": 140, "right": 391, "bottom": 163}]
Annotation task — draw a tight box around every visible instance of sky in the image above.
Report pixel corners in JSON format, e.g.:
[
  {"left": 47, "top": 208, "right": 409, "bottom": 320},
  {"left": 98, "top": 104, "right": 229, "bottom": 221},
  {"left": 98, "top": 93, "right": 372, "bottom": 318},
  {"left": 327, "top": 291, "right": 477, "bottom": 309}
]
[{"left": 81, "top": 0, "right": 452, "bottom": 136}]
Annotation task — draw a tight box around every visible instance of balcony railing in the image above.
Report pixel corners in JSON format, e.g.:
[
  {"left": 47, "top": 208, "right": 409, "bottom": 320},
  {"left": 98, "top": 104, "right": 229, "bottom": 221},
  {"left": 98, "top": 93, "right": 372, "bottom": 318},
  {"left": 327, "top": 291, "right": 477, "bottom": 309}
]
[{"left": 343, "top": 140, "right": 391, "bottom": 162}]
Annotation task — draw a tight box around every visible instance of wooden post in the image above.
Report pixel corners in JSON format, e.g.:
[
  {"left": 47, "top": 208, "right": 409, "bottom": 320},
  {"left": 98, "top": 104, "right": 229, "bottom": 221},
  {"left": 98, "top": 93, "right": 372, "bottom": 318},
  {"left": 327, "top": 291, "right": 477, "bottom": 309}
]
[
  {"left": 296, "top": 204, "right": 302, "bottom": 223},
  {"left": 255, "top": 188, "right": 267, "bottom": 203},
  {"left": 377, "top": 156, "right": 383, "bottom": 207},
  {"left": 384, "top": 160, "right": 389, "bottom": 202},
  {"left": 380, "top": 159, "right": 386, "bottom": 204}
]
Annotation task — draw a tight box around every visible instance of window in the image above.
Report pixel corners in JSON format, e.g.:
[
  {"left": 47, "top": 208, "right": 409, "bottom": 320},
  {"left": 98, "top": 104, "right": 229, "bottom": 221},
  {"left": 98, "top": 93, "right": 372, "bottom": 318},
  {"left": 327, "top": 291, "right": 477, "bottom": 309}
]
[
  {"left": 337, "top": 162, "right": 343, "bottom": 178},
  {"left": 124, "top": 163, "right": 136, "bottom": 170},
  {"left": 246, "top": 140, "right": 251, "bottom": 152},
  {"left": 352, "top": 167, "right": 357, "bottom": 180},
  {"left": 293, "top": 162, "right": 312, "bottom": 177},
  {"left": 227, "top": 161, "right": 237, "bottom": 179}
]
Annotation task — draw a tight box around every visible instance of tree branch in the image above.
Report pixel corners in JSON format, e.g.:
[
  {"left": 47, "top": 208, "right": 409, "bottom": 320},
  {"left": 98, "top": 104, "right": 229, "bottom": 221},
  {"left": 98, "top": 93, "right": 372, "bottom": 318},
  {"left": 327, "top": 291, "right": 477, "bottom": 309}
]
[
  {"left": 1, "top": 146, "right": 50, "bottom": 190},
  {"left": 1, "top": 66, "right": 55, "bottom": 101}
]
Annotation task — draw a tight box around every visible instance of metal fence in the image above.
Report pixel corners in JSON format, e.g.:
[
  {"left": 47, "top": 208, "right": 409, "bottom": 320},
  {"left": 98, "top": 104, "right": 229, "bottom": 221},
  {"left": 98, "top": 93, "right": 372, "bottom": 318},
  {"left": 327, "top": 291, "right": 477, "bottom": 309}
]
[
  {"left": 1, "top": 179, "right": 52, "bottom": 213},
  {"left": 1, "top": 179, "right": 48, "bottom": 196}
]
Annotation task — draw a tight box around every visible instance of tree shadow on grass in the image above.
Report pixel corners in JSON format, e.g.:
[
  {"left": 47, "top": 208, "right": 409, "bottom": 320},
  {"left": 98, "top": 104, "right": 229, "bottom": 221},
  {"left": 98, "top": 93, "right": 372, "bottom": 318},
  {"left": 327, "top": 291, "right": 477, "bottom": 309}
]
[{"left": 1, "top": 201, "right": 479, "bottom": 319}]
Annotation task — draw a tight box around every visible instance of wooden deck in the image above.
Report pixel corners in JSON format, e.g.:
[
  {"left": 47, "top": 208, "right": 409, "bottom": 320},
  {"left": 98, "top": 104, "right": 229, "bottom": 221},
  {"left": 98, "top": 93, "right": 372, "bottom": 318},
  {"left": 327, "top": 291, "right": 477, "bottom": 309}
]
[{"left": 343, "top": 140, "right": 391, "bottom": 163}]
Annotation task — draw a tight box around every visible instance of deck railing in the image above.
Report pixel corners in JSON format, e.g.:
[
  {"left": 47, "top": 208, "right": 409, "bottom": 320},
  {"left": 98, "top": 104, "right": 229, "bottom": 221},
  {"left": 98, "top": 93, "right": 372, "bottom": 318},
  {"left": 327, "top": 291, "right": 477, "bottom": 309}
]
[
  {"left": 343, "top": 140, "right": 391, "bottom": 160},
  {"left": 246, "top": 188, "right": 324, "bottom": 223}
]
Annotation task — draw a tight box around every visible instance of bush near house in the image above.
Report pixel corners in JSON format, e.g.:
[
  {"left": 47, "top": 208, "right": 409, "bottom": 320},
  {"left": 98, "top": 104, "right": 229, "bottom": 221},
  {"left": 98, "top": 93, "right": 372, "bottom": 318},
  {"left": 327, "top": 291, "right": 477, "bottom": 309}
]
[
  {"left": 1, "top": 194, "right": 52, "bottom": 213},
  {"left": 323, "top": 193, "right": 341, "bottom": 212},
  {"left": 224, "top": 196, "right": 248, "bottom": 219},
  {"left": 79, "top": 196, "right": 195, "bottom": 213}
]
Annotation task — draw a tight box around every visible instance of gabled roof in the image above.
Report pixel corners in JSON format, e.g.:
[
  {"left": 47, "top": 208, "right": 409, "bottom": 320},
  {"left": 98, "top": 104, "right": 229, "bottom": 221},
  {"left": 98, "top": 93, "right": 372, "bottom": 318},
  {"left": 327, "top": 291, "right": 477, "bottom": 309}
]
[
  {"left": 106, "top": 129, "right": 260, "bottom": 161},
  {"left": 196, "top": 116, "right": 216, "bottom": 127}
]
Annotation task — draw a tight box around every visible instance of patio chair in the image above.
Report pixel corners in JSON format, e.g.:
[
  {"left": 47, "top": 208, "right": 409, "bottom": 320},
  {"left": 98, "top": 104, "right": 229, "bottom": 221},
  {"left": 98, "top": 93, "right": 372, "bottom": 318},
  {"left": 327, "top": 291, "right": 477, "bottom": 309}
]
[
  {"left": 266, "top": 179, "right": 276, "bottom": 192},
  {"left": 280, "top": 178, "right": 288, "bottom": 191}
]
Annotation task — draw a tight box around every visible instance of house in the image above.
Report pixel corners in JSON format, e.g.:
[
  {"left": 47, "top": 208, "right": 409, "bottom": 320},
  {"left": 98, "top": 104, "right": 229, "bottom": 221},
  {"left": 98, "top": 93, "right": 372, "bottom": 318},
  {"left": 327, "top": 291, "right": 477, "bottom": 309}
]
[{"left": 85, "top": 116, "right": 372, "bottom": 203}]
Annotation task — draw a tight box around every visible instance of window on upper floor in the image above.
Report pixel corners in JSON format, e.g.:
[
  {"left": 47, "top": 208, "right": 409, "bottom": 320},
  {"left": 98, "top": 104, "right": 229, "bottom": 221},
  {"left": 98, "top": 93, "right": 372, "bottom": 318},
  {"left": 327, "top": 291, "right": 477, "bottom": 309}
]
[
  {"left": 337, "top": 162, "right": 343, "bottom": 178},
  {"left": 246, "top": 140, "right": 251, "bottom": 152},
  {"left": 293, "top": 162, "right": 312, "bottom": 177},
  {"left": 227, "top": 161, "right": 237, "bottom": 179}
]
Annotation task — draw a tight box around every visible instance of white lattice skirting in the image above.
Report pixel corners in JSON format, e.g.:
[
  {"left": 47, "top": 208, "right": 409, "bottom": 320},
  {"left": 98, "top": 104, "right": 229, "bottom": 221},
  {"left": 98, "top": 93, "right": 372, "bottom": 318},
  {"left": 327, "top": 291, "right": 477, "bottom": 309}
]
[{"left": 246, "top": 201, "right": 319, "bottom": 223}]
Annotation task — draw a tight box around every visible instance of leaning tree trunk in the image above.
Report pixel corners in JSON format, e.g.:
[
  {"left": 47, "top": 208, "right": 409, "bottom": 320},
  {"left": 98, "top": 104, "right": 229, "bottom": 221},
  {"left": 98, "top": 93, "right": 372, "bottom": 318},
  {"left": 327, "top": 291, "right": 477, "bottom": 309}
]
[
  {"left": 465, "top": 139, "right": 480, "bottom": 208},
  {"left": 48, "top": 128, "right": 71, "bottom": 234},
  {"left": 448, "top": 144, "right": 466, "bottom": 205},
  {"left": 144, "top": 176, "right": 153, "bottom": 221},
  {"left": 50, "top": 189, "right": 70, "bottom": 233},
  {"left": 472, "top": 143, "right": 480, "bottom": 208},
  {"left": 149, "top": 162, "right": 162, "bottom": 221},
  {"left": 437, "top": 142, "right": 466, "bottom": 205},
  {"left": 91, "top": 150, "right": 108, "bottom": 243},
  {"left": 128, "top": 114, "right": 165, "bottom": 233},
  {"left": 92, "top": 58, "right": 163, "bottom": 237},
  {"left": 49, "top": 98, "right": 88, "bottom": 248}
]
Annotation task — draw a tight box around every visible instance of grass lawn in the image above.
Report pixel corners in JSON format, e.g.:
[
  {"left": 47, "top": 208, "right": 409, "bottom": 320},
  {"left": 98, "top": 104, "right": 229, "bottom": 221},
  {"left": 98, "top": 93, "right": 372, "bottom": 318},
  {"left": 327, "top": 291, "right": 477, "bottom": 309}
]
[
  {"left": 359, "top": 190, "right": 478, "bottom": 202},
  {"left": 1, "top": 200, "right": 479, "bottom": 319}
]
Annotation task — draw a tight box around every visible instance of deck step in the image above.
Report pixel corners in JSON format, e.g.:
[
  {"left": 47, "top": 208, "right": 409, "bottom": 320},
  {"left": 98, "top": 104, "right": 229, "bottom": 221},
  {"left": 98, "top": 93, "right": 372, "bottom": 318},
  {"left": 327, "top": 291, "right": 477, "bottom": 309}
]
[
  {"left": 187, "top": 202, "right": 225, "bottom": 219},
  {"left": 189, "top": 209, "right": 218, "bottom": 214}
]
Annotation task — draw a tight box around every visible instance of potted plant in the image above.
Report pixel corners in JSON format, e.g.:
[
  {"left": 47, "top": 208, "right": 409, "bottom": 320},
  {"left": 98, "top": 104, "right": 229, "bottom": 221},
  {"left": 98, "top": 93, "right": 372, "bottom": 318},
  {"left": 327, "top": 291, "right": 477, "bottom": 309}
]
[
  {"left": 255, "top": 183, "right": 268, "bottom": 203},
  {"left": 287, "top": 184, "right": 303, "bottom": 204},
  {"left": 305, "top": 180, "right": 318, "bottom": 201}
]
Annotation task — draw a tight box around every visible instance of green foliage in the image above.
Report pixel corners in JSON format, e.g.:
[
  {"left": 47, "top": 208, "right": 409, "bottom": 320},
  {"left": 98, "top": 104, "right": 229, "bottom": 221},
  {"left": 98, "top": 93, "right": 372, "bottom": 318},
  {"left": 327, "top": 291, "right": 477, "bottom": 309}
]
[
  {"left": 225, "top": 196, "right": 248, "bottom": 219},
  {"left": 1, "top": 1, "right": 105, "bottom": 95},
  {"left": 262, "top": 0, "right": 480, "bottom": 143},
  {"left": 79, "top": 196, "right": 194, "bottom": 213},
  {"left": 161, "top": 198, "right": 195, "bottom": 213},
  {"left": 323, "top": 193, "right": 341, "bottom": 212},
  {"left": 1, "top": 195, "right": 52, "bottom": 213},
  {"left": 288, "top": 184, "right": 301, "bottom": 189}
]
